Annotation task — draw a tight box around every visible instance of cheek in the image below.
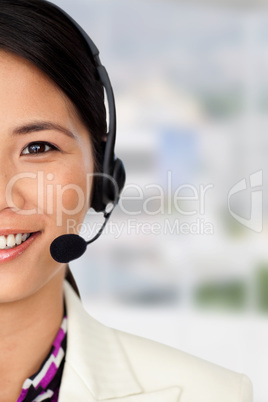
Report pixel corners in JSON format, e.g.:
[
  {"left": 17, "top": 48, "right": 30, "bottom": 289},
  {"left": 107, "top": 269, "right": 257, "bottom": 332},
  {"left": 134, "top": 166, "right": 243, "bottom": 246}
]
[{"left": 45, "top": 166, "right": 94, "bottom": 228}]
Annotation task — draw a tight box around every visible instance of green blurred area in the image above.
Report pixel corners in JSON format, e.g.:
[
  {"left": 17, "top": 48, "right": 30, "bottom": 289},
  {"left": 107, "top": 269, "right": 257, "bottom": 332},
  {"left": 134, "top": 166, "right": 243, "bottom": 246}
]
[
  {"left": 256, "top": 264, "right": 268, "bottom": 312},
  {"left": 199, "top": 90, "right": 244, "bottom": 120},
  {"left": 195, "top": 281, "right": 247, "bottom": 310},
  {"left": 194, "top": 264, "right": 268, "bottom": 313}
]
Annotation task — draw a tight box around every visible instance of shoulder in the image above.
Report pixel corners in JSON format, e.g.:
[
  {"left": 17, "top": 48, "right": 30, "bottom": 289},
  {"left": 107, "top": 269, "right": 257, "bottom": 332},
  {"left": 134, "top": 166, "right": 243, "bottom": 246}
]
[
  {"left": 115, "top": 330, "right": 253, "bottom": 402},
  {"left": 114, "top": 329, "right": 252, "bottom": 401},
  {"left": 63, "top": 280, "right": 253, "bottom": 402}
]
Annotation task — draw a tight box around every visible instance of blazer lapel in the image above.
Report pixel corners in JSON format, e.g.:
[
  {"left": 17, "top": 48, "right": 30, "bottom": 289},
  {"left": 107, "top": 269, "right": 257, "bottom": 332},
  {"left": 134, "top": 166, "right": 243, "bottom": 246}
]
[
  {"left": 60, "top": 281, "right": 142, "bottom": 400},
  {"left": 60, "top": 282, "right": 182, "bottom": 402},
  {"left": 59, "top": 367, "right": 181, "bottom": 402}
]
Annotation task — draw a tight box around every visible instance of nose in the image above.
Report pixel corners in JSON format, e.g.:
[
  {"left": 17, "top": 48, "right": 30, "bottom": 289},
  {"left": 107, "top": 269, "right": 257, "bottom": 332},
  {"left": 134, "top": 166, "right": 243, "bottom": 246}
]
[{"left": 0, "top": 164, "right": 27, "bottom": 213}]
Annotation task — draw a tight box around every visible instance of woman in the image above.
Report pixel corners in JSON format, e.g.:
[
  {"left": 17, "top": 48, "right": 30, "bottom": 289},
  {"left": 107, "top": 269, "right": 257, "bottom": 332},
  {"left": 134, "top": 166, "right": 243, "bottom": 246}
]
[{"left": 0, "top": 1, "right": 252, "bottom": 401}]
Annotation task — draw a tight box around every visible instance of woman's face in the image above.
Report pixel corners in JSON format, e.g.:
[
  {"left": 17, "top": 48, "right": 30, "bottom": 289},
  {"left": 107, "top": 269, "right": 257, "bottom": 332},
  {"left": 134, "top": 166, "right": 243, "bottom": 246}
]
[{"left": 0, "top": 50, "right": 94, "bottom": 302}]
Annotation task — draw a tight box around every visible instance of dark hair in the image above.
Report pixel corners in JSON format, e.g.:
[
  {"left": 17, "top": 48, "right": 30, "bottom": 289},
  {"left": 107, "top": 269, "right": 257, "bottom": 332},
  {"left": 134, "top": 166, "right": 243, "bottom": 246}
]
[{"left": 0, "top": 0, "right": 106, "bottom": 170}]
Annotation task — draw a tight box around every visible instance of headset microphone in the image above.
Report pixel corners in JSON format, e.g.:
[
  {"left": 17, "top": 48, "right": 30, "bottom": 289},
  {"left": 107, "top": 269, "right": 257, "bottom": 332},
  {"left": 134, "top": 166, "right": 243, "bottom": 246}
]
[
  {"left": 49, "top": 3, "right": 126, "bottom": 264},
  {"left": 50, "top": 206, "right": 115, "bottom": 264}
]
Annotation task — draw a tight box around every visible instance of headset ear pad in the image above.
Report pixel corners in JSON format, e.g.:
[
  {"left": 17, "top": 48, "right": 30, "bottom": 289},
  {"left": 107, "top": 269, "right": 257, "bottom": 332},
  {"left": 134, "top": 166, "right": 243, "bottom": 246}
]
[
  {"left": 107, "top": 157, "right": 126, "bottom": 204},
  {"left": 91, "top": 157, "right": 126, "bottom": 213}
]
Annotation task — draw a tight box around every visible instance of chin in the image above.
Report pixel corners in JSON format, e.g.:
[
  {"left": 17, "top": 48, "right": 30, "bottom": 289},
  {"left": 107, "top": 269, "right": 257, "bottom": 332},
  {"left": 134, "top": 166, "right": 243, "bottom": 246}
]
[{"left": 0, "top": 256, "right": 64, "bottom": 304}]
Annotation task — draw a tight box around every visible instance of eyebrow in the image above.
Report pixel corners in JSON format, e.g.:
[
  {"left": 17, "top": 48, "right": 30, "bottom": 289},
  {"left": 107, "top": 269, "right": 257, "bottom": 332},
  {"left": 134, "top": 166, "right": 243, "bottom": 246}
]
[{"left": 12, "top": 121, "right": 76, "bottom": 139}]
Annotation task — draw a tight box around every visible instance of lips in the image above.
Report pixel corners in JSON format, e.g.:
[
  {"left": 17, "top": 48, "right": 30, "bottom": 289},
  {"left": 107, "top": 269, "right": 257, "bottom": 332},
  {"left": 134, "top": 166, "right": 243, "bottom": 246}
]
[{"left": 0, "top": 231, "right": 41, "bottom": 263}]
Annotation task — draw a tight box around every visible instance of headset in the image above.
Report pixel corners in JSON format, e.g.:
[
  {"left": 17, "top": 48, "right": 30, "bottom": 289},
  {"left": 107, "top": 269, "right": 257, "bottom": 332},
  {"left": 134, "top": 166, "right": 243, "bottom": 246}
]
[
  {"left": 50, "top": 1, "right": 126, "bottom": 213},
  {"left": 49, "top": 2, "right": 126, "bottom": 263}
]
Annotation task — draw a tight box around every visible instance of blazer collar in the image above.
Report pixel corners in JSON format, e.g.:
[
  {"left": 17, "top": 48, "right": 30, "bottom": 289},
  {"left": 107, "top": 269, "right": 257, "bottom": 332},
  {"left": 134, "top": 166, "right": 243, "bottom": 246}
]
[{"left": 61, "top": 281, "right": 181, "bottom": 402}]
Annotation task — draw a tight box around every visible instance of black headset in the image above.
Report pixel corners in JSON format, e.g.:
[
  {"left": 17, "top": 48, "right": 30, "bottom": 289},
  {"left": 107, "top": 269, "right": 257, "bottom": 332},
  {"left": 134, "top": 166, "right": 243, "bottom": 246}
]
[
  {"left": 49, "top": 2, "right": 126, "bottom": 263},
  {"left": 50, "top": 1, "right": 126, "bottom": 213}
]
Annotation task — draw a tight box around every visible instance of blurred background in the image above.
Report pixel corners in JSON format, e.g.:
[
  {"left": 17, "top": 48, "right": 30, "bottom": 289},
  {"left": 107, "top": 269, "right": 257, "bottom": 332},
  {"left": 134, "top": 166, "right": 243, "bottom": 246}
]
[{"left": 53, "top": 0, "right": 267, "bottom": 400}]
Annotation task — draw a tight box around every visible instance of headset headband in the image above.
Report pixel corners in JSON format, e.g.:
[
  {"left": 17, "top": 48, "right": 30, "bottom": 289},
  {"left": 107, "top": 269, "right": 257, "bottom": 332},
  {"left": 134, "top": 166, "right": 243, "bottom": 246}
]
[{"left": 47, "top": 1, "right": 125, "bottom": 212}]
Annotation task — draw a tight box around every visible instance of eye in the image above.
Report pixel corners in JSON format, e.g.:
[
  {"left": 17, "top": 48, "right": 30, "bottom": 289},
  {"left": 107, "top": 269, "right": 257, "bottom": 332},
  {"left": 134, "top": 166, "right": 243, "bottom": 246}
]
[{"left": 21, "top": 141, "right": 58, "bottom": 155}]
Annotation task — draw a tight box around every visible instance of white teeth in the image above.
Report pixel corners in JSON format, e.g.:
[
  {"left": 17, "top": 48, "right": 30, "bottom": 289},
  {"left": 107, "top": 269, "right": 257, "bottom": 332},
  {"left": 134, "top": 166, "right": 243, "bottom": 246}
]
[
  {"left": 7, "top": 234, "right": 15, "bottom": 248},
  {"left": 21, "top": 234, "right": 28, "bottom": 242},
  {"left": 15, "top": 233, "right": 22, "bottom": 245},
  {"left": 0, "top": 236, "right": 6, "bottom": 249},
  {"left": 0, "top": 233, "right": 31, "bottom": 250}
]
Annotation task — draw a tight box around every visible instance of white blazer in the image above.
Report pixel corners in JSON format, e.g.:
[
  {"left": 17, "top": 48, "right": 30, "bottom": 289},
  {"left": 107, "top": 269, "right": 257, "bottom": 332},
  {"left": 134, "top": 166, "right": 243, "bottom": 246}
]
[{"left": 59, "top": 281, "right": 253, "bottom": 402}]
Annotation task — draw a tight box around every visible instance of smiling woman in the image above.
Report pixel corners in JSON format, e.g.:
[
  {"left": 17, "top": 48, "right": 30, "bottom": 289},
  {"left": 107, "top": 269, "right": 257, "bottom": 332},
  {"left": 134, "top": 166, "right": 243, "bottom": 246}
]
[
  {"left": 0, "top": 1, "right": 253, "bottom": 402},
  {"left": 0, "top": 49, "right": 92, "bottom": 276}
]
